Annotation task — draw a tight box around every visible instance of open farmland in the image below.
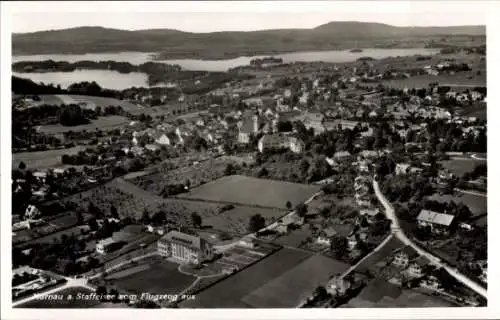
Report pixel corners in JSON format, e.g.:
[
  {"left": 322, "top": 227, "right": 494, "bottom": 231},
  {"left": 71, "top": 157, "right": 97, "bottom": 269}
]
[
  {"left": 204, "top": 206, "right": 287, "bottom": 235},
  {"left": 35, "top": 94, "right": 146, "bottom": 114},
  {"left": 61, "top": 178, "right": 222, "bottom": 223},
  {"left": 12, "top": 146, "right": 85, "bottom": 169},
  {"left": 181, "top": 175, "right": 321, "bottom": 210},
  {"left": 112, "top": 260, "right": 195, "bottom": 296},
  {"left": 15, "top": 286, "right": 99, "bottom": 308},
  {"left": 378, "top": 74, "right": 486, "bottom": 90},
  {"left": 439, "top": 158, "right": 486, "bottom": 177},
  {"left": 241, "top": 254, "right": 349, "bottom": 308},
  {"left": 38, "top": 116, "right": 129, "bottom": 134},
  {"left": 180, "top": 247, "right": 312, "bottom": 308}
]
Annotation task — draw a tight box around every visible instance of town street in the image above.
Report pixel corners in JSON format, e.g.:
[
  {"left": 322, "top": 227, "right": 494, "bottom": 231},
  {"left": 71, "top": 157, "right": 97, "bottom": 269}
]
[{"left": 373, "top": 180, "right": 487, "bottom": 299}]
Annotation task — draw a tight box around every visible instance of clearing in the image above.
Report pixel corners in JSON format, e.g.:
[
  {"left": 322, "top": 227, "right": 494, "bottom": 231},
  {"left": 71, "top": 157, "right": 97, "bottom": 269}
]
[{"left": 439, "top": 158, "right": 486, "bottom": 177}]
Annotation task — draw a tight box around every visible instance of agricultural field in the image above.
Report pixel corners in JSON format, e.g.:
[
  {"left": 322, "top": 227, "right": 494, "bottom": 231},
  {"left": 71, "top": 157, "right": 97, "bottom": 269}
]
[
  {"left": 35, "top": 94, "right": 146, "bottom": 115},
  {"left": 61, "top": 178, "right": 222, "bottom": 222},
  {"left": 111, "top": 260, "right": 195, "bottom": 296},
  {"left": 131, "top": 157, "right": 238, "bottom": 194},
  {"left": 240, "top": 254, "right": 349, "bottom": 308},
  {"left": 180, "top": 247, "right": 312, "bottom": 308},
  {"left": 12, "top": 146, "right": 85, "bottom": 169},
  {"left": 204, "top": 206, "right": 287, "bottom": 235},
  {"left": 38, "top": 116, "right": 129, "bottom": 134},
  {"left": 439, "top": 158, "right": 486, "bottom": 177},
  {"left": 15, "top": 286, "right": 99, "bottom": 308},
  {"left": 181, "top": 175, "right": 321, "bottom": 210},
  {"left": 379, "top": 74, "right": 486, "bottom": 90},
  {"left": 341, "top": 279, "right": 456, "bottom": 308}
]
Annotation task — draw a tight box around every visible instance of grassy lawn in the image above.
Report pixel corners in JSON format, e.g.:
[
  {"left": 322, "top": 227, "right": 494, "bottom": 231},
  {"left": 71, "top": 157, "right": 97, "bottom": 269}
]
[
  {"left": 38, "top": 116, "right": 129, "bottom": 134},
  {"left": 15, "top": 286, "right": 99, "bottom": 308},
  {"left": 112, "top": 260, "right": 195, "bottom": 296},
  {"left": 12, "top": 146, "right": 85, "bottom": 169},
  {"left": 181, "top": 175, "right": 320, "bottom": 210},
  {"left": 180, "top": 248, "right": 312, "bottom": 308},
  {"left": 439, "top": 158, "right": 486, "bottom": 177},
  {"left": 204, "top": 206, "right": 287, "bottom": 235}
]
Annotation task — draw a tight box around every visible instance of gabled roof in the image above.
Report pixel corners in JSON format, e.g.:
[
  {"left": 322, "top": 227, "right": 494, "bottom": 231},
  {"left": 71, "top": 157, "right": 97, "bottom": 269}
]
[
  {"left": 239, "top": 117, "right": 255, "bottom": 134},
  {"left": 417, "top": 210, "right": 455, "bottom": 226}
]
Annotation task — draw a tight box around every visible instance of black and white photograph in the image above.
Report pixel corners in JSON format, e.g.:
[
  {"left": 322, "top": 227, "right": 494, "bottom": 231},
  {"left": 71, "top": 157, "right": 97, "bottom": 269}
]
[{"left": 0, "top": 1, "right": 497, "bottom": 319}]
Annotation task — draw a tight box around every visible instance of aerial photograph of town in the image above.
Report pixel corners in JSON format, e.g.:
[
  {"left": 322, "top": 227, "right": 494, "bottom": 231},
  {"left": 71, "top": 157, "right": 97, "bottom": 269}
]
[{"left": 3, "top": 1, "right": 490, "bottom": 313}]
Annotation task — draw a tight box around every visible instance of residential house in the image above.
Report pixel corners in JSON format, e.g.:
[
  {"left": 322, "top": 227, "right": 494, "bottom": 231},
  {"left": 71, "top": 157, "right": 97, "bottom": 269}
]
[
  {"left": 416, "top": 210, "right": 455, "bottom": 235},
  {"left": 395, "top": 163, "right": 411, "bottom": 175},
  {"left": 145, "top": 144, "right": 160, "bottom": 152},
  {"left": 420, "top": 275, "right": 442, "bottom": 290},
  {"left": 333, "top": 151, "right": 351, "bottom": 160},
  {"left": 24, "top": 205, "right": 41, "bottom": 219},
  {"left": 346, "top": 233, "right": 359, "bottom": 251},
  {"left": 96, "top": 238, "right": 117, "bottom": 254},
  {"left": 359, "top": 208, "right": 380, "bottom": 223},
  {"left": 326, "top": 276, "right": 352, "bottom": 296},
  {"left": 368, "top": 110, "right": 378, "bottom": 118},
  {"left": 470, "top": 91, "right": 483, "bottom": 101},
  {"left": 315, "top": 227, "right": 337, "bottom": 246},
  {"left": 456, "top": 93, "right": 469, "bottom": 103},
  {"left": 392, "top": 246, "right": 418, "bottom": 268},
  {"left": 407, "top": 256, "right": 431, "bottom": 278},
  {"left": 157, "top": 230, "right": 214, "bottom": 264},
  {"left": 33, "top": 171, "right": 48, "bottom": 183}
]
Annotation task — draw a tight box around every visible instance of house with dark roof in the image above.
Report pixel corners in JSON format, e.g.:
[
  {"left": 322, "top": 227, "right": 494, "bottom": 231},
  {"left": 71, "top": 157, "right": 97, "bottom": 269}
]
[
  {"left": 392, "top": 246, "right": 419, "bottom": 268},
  {"left": 157, "top": 230, "right": 214, "bottom": 264}
]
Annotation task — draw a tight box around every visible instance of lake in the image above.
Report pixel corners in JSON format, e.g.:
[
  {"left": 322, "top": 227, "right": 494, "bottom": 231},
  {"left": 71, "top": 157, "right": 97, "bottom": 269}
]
[
  {"left": 13, "top": 48, "right": 439, "bottom": 89},
  {"left": 12, "top": 70, "right": 154, "bottom": 90}
]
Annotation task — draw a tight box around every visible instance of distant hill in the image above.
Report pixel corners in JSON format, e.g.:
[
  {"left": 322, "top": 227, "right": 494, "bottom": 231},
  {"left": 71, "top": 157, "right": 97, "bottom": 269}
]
[{"left": 12, "top": 22, "right": 486, "bottom": 58}]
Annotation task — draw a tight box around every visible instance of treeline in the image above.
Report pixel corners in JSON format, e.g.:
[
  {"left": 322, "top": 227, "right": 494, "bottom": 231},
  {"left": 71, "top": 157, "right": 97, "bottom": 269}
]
[
  {"left": 12, "top": 76, "right": 120, "bottom": 97},
  {"left": 13, "top": 59, "right": 181, "bottom": 75},
  {"left": 249, "top": 56, "right": 283, "bottom": 66}
]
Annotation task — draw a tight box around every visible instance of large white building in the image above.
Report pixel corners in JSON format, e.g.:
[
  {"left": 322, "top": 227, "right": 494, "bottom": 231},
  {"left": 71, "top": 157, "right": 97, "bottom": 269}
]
[
  {"left": 157, "top": 231, "right": 214, "bottom": 264},
  {"left": 258, "top": 134, "right": 305, "bottom": 153}
]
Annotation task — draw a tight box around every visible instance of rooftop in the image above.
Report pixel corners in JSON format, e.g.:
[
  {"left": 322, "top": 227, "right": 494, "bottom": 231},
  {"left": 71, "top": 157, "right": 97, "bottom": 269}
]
[{"left": 417, "top": 210, "right": 455, "bottom": 227}]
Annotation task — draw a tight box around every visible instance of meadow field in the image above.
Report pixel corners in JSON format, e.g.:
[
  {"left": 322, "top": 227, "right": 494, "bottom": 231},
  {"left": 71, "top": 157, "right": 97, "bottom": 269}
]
[
  {"left": 38, "top": 116, "right": 129, "bottom": 134},
  {"left": 12, "top": 146, "right": 85, "bottom": 169},
  {"left": 181, "top": 175, "right": 321, "bottom": 210}
]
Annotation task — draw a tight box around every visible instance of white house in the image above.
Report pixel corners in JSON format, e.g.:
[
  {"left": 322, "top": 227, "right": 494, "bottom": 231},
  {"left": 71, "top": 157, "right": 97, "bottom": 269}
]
[
  {"left": 24, "top": 205, "right": 41, "bottom": 219},
  {"left": 416, "top": 210, "right": 455, "bottom": 235}
]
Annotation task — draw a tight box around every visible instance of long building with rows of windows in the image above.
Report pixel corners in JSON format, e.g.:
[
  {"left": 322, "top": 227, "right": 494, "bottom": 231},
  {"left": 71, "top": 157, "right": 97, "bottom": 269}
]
[{"left": 157, "top": 230, "right": 214, "bottom": 264}]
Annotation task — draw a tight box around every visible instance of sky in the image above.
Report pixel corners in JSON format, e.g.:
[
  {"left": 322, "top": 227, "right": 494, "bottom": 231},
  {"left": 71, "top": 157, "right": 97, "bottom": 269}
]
[{"left": 6, "top": 1, "right": 490, "bottom": 34}]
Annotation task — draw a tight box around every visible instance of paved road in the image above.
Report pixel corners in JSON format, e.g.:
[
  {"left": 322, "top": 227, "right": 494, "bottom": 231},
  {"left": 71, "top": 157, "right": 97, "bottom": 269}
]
[{"left": 373, "top": 180, "right": 487, "bottom": 299}]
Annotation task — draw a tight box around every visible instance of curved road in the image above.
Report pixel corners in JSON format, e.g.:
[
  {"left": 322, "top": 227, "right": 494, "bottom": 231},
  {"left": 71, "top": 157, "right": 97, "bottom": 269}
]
[{"left": 373, "top": 180, "right": 487, "bottom": 299}]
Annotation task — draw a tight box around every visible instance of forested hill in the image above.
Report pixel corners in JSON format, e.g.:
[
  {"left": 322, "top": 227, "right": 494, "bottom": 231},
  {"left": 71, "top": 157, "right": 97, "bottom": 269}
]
[{"left": 12, "top": 22, "right": 485, "bottom": 57}]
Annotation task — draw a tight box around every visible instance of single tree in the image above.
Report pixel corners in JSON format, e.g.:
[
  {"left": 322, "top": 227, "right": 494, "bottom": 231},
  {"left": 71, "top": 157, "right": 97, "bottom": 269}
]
[
  {"left": 285, "top": 201, "right": 292, "bottom": 210},
  {"left": 248, "top": 214, "right": 266, "bottom": 233},
  {"left": 18, "top": 161, "right": 26, "bottom": 170},
  {"left": 191, "top": 212, "right": 203, "bottom": 228},
  {"left": 295, "top": 203, "right": 308, "bottom": 218}
]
